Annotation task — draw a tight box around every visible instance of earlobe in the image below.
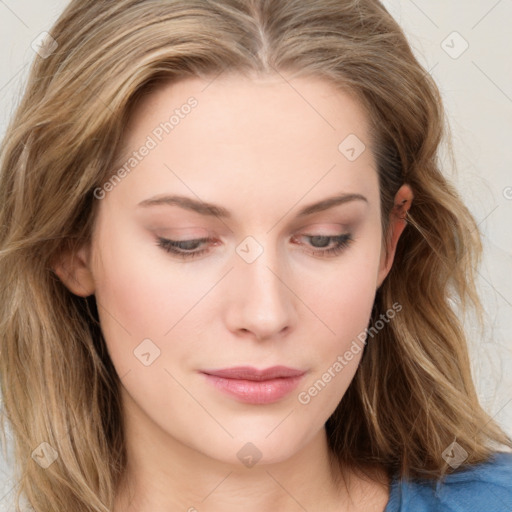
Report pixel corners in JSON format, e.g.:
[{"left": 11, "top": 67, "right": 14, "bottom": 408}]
[
  {"left": 51, "top": 243, "right": 96, "bottom": 297},
  {"left": 376, "top": 184, "right": 414, "bottom": 289}
]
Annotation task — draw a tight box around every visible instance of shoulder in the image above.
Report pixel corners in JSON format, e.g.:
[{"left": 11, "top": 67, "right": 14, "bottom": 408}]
[{"left": 385, "top": 451, "right": 512, "bottom": 512}]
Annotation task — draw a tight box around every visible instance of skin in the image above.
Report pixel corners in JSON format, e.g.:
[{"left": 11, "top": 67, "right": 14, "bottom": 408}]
[{"left": 55, "top": 72, "right": 413, "bottom": 512}]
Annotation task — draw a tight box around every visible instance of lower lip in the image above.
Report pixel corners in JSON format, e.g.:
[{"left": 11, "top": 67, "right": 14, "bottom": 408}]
[{"left": 201, "top": 373, "right": 304, "bottom": 404}]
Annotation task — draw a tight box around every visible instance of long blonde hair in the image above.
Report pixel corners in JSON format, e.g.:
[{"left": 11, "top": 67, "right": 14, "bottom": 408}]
[{"left": 1, "top": 0, "right": 510, "bottom": 510}]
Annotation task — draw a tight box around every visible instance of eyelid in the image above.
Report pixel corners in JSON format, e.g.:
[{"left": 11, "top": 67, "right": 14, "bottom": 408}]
[
  {"left": 299, "top": 222, "right": 350, "bottom": 233},
  {"left": 156, "top": 228, "right": 354, "bottom": 261},
  {"left": 155, "top": 223, "right": 350, "bottom": 243},
  {"left": 154, "top": 226, "right": 211, "bottom": 237}
]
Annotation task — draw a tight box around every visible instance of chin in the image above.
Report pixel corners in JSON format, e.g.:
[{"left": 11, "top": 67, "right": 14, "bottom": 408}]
[{"left": 194, "top": 423, "right": 320, "bottom": 469}]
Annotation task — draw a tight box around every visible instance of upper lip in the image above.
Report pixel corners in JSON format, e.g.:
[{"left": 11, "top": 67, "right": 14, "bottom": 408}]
[{"left": 201, "top": 366, "right": 305, "bottom": 381}]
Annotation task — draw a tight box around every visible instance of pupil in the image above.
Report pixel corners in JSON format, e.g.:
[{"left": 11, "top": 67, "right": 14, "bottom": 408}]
[
  {"left": 310, "top": 236, "right": 330, "bottom": 248},
  {"left": 180, "top": 240, "right": 200, "bottom": 250}
]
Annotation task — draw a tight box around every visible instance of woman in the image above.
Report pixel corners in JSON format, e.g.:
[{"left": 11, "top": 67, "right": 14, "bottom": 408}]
[{"left": 0, "top": 1, "right": 511, "bottom": 511}]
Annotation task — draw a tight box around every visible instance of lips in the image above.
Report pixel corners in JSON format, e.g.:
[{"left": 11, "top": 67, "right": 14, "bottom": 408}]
[
  {"left": 202, "top": 365, "right": 305, "bottom": 380},
  {"left": 200, "top": 366, "right": 306, "bottom": 404}
]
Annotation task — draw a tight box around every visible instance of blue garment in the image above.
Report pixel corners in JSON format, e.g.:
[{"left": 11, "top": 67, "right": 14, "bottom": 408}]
[{"left": 384, "top": 451, "right": 512, "bottom": 512}]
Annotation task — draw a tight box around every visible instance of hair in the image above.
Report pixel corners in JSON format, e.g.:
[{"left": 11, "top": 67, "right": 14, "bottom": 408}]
[{"left": 0, "top": 0, "right": 510, "bottom": 510}]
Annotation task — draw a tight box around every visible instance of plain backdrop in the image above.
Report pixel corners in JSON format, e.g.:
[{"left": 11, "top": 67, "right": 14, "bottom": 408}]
[{"left": 0, "top": 0, "right": 511, "bottom": 508}]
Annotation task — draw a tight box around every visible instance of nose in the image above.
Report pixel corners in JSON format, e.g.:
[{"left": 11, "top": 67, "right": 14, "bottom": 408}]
[{"left": 223, "top": 239, "right": 297, "bottom": 341}]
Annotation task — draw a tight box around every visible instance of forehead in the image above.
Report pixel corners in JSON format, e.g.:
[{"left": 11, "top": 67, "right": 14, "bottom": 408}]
[
  {"left": 106, "top": 72, "right": 379, "bottom": 221},
  {"left": 123, "top": 73, "right": 370, "bottom": 158},
  {"left": 123, "top": 71, "right": 373, "bottom": 146}
]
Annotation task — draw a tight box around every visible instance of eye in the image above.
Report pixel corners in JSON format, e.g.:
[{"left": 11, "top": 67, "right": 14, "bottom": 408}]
[
  {"left": 156, "top": 233, "right": 353, "bottom": 260},
  {"left": 291, "top": 233, "right": 353, "bottom": 257},
  {"left": 156, "top": 237, "right": 214, "bottom": 260}
]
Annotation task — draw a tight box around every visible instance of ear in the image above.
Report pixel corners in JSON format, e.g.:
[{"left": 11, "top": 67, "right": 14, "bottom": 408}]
[
  {"left": 376, "top": 184, "right": 414, "bottom": 289},
  {"left": 51, "top": 242, "right": 96, "bottom": 297}
]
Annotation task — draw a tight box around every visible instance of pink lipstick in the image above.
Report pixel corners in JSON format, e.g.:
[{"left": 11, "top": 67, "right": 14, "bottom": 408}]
[{"left": 200, "top": 365, "right": 305, "bottom": 404}]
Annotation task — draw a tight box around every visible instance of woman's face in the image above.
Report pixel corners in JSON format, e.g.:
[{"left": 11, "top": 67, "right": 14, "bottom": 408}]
[{"left": 63, "top": 73, "right": 407, "bottom": 467}]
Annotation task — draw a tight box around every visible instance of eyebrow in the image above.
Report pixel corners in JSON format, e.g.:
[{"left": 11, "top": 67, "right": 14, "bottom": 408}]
[{"left": 137, "top": 192, "right": 368, "bottom": 218}]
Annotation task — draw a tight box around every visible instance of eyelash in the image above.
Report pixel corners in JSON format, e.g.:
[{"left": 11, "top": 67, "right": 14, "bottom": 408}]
[{"left": 156, "top": 233, "right": 353, "bottom": 260}]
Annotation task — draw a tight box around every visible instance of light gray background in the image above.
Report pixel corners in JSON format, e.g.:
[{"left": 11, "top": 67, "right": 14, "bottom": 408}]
[{"left": 0, "top": 0, "right": 511, "bottom": 509}]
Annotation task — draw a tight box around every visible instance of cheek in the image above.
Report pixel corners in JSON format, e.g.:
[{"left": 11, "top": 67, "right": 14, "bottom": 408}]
[
  {"left": 310, "top": 277, "right": 374, "bottom": 380},
  {"left": 90, "top": 222, "right": 206, "bottom": 371},
  {"left": 298, "top": 234, "right": 381, "bottom": 394},
  {"left": 295, "top": 266, "right": 377, "bottom": 413},
  {"left": 311, "top": 241, "right": 381, "bottom": 340}
]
